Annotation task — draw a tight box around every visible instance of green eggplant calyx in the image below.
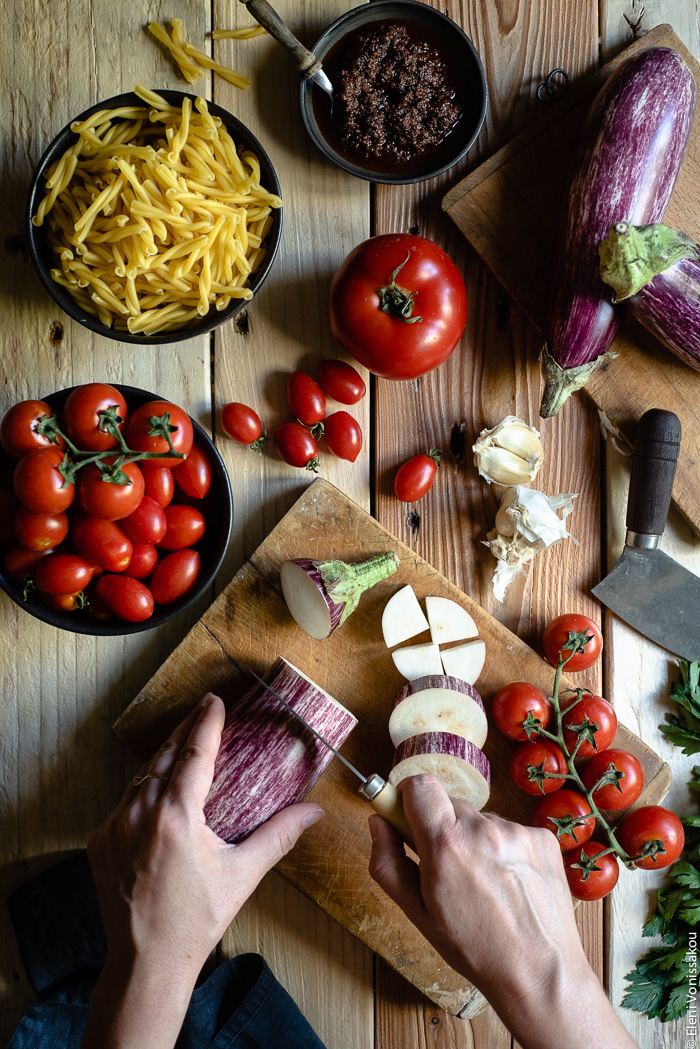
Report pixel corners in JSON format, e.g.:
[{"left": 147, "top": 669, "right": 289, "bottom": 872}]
[
  {"left": 599, "top": 221, "right": 700, "bottom": 301},
  {"left": 539, "top": 346, "right": 617, "bottom": 419}
]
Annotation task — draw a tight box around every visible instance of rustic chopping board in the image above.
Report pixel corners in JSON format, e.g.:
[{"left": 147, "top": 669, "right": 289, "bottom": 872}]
[
  {"left": 113, "top": 478, "right": 671, "bottom": 1018},
  {"left": 442, "top": 25, "right": 700, "bottom": 533}
]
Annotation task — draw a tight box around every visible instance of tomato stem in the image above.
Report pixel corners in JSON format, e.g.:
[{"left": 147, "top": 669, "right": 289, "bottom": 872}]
[{"left": 377, "top": 252, "right": 423, "bottom": 325}]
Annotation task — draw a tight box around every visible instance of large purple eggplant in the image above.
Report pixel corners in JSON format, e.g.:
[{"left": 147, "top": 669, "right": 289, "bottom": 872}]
[
  {"left": 540, "top": 47, "right": 696, "bottom": 418},
  {"left": 599, "top": 220, "right": 700, "bottom": 371}
]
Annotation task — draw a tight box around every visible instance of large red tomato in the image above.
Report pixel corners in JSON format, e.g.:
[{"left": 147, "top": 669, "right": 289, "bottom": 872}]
[
  {"left": 328, "top": 234, "right": 467, "bottom": 380},
  {"left": 63, "top": 383, "right": 128, "bottom": 451}
]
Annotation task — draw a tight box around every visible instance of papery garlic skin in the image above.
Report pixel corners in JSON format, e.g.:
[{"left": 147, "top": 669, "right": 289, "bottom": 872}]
[{"left": 473, "top": 416, "right": 544, "bottom": 486}]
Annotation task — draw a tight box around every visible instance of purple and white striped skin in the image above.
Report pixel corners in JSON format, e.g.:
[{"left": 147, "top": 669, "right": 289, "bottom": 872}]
[
  {"left": 389, "top": 676, "right": 488, "bottom": 749},
  {"left": 629, "top": 256, "right": 700, "bottom": 371},
  {"left": 391, "top": 675, "right": 484, "bottom": 711},
  {"left": 389, "top": 731, "right": 491, "bottom": 810},
  {"left": 204, "top": 657, "right": 357, "bottom": 843},
  {"left": 540, "top": 47, "right": 696, "bottom": 417},
  {"left": 280, "top": 559, "right": 343, "bottom": 640}
]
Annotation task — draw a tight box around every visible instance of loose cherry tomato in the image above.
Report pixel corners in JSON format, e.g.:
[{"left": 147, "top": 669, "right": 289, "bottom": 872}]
[
  {"left": 158, "top": 505, "right": 206, "bottom": 550},
  {"left": 580, "top": 748, "right": 644, "bottom": 810},
  {"left": 70, "top": 514, "right": 132, "bottom": 573},
  {"left": 3, "top": 545, "right": 52, "bottom": 580},
  {"left": 78, "top": 461, "right": 144, "bottom": 521},
  {"left": 141, "top": 463, "right": 175, "bottom": 508},
  {"left": 531, "top": 789, "right": 596, "bottom": 852},
  {"left": 0, "top": 400, "right": 64, "bottom": 459},
  {"left": 394, "top": 450, "right": 441, "bottom": 502},
  {"left": 63, "top": 383, "right": 128, "bottom": 451},
  {"left": 286, "top": 373, "right": 326, "bottom": 426},
  {"left": 0, "top": 489, "right": 20, "bottom": 546},
  {"left": 220, "top": 402, "right": 266, "bottom": 447},
  {"left": 14, "top": 508, "right": 68, "bottom": 551},
  {"left": 126, "top": 400, "right": 193, "bottom": 468},
  {"left": 13, "top": 447, "right": 74, "bottom": 513},
  {"left": 509, "top": 739, "right": 568, "bottom": 795},
  {"left": 561, "top": 694, "right": 617, "bottom": 758},
  {"left": 96, "top": 574, "right": 154, "bottom": 622},
  {"left": 39, "top": 591, "right": 85, "bottom": 612},
  {"left": 323, "top": 411, "right": 362, "bottom": 462},
  {"left": 542, "top": 613, "right": 603, "bottom": 671},
  {"left": 328, "top": 234, "right": 467, "bottom": 380},
  {"left": 34, "top": 554, "right": 94, "bottom": 595},
  {"left": 274, "top": 422, "right": 319, "bottom": 471},
  {"left": 564, "top": 842, "right": 619, "bottom": 901},
  {"left": 173, "top": 444, "right": 212, "bottom": 499},
  {"left": 150, "top": 549, "right": 200, "bottom": 605},
  {"left": 122, "top": 544, "right": 158, "bottom": 580},
  {"left": 617, "top": 805, "right": 685, "bottom": 870},
  {"left": 317, "top": 360, "right": 366, "bottom": 404},
  {"left": 492, "top": 682, "right": 552, "bottom": 741},
  {"left": 120, "top": 496, "right": 167, "bottom": 545}
]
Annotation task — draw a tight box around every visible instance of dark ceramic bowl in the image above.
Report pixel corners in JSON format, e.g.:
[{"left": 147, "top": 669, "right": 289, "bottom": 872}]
[
  {"left": 26, "top": 90, "right": 282, "bottom": 344},
  {"left": 0, "top": 385, "right": 232, "bottom": 635},
  {"left": 300, "top": 0, "right": 487, "bottom": 185}
]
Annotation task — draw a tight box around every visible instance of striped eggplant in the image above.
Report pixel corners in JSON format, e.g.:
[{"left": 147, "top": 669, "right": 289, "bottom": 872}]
[
  {"left": 540, "top": 47, "right": 696, "bottom": 418},
  {"left": 599, "top": 220, "right": 700, "bottom": 371}
]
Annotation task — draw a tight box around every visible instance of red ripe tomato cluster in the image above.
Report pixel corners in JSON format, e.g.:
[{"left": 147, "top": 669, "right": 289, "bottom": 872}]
[
  {"left": 491, "top": 613, "right": 684, "bottom": 901},
  {"left": 219, "top": 359, "right": 366, "bottom": 471},
  {"left": 0, "top": 383, "right": 214, "bottom": 624}
]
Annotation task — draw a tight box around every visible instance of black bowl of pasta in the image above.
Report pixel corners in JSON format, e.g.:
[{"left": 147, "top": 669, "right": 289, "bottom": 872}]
[{"left": 26, "top": 88, "right": 283, "bottom": 344}]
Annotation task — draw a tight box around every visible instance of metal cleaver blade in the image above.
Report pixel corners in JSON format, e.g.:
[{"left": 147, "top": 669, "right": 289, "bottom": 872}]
[{"left": 592, "top": 408, "right": 700, "bottom": 662}]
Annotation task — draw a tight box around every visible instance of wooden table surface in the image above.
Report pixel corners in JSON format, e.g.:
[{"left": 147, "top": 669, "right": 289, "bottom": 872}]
[{"left": 1, "top": 2, "right": 699, "bottom": 1047}]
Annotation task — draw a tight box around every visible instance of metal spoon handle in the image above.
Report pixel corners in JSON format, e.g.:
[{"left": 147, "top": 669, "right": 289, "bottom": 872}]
[{"left": 238, "top": 0, "right": 322, "bottom": 78}]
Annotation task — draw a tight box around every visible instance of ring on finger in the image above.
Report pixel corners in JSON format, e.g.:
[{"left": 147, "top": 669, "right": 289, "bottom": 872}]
[{"left": 132, "top": 771, "right": 170, "bottom": 786}]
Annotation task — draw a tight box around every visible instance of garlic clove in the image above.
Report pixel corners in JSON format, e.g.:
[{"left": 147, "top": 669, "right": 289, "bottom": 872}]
[
  {"left": 476, "top": 446, "right": 537, "bottom": 486},
  {"left": 473, "top": 416, "right": 544, "bottom": 486}
]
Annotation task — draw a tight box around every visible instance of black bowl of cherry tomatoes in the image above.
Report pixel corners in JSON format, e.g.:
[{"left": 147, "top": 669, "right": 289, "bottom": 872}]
[{"left": 0, "top": 383, "right": 232, "bottom": 635}]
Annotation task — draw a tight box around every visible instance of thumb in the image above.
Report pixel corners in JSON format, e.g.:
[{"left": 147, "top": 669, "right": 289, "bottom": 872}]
[{"left": 231, "top": 802, "right": 324, "bottom": 879}]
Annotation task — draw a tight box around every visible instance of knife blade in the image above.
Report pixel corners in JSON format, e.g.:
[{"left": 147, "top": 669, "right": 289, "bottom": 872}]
[
  {"left": 592, "top": 408, "right": 700, "bottom": 661},
  {"left": 246, "top": 667, "right": 416, "bottom": 850}
]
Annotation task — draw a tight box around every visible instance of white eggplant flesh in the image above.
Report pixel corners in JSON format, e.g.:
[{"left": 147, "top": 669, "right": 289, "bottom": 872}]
[
  {"left": 381, "top": 585, "right": 429, "bottom": 647},
  {"left": 204, "top": 657, "right": 356, "bottom": 843},
  {"left": 389, "top": 732, "right": 491, "bottom": 810},
  {"left": 389, "top": 676, "right": 487, "bottom": 748},
  {"left": 280, "top": 559, "right": 337, "bottom": 639},
  {"left": 425, "top": 595, "right": 479, "bottom": 645},
  {"left": 392, "top": 642, "right": 444, "bottom": 681},
  {"left": 440, "top": 639, "right": 486, "bottom": 686}
]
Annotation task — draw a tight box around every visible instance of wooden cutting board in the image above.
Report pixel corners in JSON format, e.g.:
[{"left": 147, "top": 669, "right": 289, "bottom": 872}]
[
  {"left": 114, "top": 478, "right": 671, "bottom": 1017},
  {"left": 443, "top": 25, "right": 700, "bottom": 534}
]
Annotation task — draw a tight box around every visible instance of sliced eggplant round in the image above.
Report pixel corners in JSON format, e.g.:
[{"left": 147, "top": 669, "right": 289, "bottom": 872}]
[
  {"left": 389, "top": 676, "right": 487, "bottom": 749},
  {"left": 389, "top": 731, "right": 491, "bottom": 810}
]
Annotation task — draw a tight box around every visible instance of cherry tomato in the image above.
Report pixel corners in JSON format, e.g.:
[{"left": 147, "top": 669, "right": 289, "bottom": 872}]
[
  {"left": 328, "top": 234, "right": 467, "bottom": 380},
  {"left": 286, "top": 373, "right": 326, "bottom": 426},
  {"left": 122, "top": 544, "right": 158, "bottom": 580},
  {"left": 78, "top": 461, "right": 144, "bottom": 521},
  {"left": 617, "top": 805, "right": 685, "bottom": 870},
  {"left": 14, "top": 508, "right": 68, "bottom": 551},
  {"left": 394, "top": 450, "right": 441, "bottom": 502},
  {"left": 141, "top": 463, "right": 175, "bottom": 508},
  {"left": 13, "top": 447, "right": 74, "bottom": 513},
  {"left": 120, "top": 496, "right": 167, "bottom": 545},
  {"left": 531, "top": 789, "right": 596, "bottom": 852},
  {"left": 509, "top": 739, "right": 568, "bottom": 795},
  {"left": 220, "top": 402, "right": 265, "bottom": 446},
  {"left": 150, "top": 549, "right": 200, "bottom": 605},
  {"left": 34, "top": 554, "right": 94, "bottom": 595},
  {"left": 561, "top": 694, "right": 618, "bottom": 758},
  {"left": 39, "top": 591, "right": 85, "bottom": 612},
  {"left": 274, "top": 422, "right": 319, "bottom": 471},
  {"left": 580, "top": 748, "right": 644, "bottom": 811},
  {"left": 3, "top": 545, "right": 52, "bottom": 580},
  {"left": 62, "top": 383, "right": 128, "bottom": 451},
  {"left": 173, "top": 444, "right": 212, "bottom": 499},
  {"left": 97, "top": 574, "right": 154, "bottom": 622},
  {"left": 126, "top": 400, "right": 193, "bottom": 468},
  {"left": 317, "top": 360, "right": 366, "bottom": 405},
  {"left": 0, "top": 400, "right": 64, "bottom": 459},
  {"left": 70, "top": 514, "right": 132, "bottom": 573},
  {"left": 324, "top": 412, "right": 362, "bottom": 462},
  {"left": 564, "top": 842, "right": 619, "bottom": 901},
  {"left": 542, "top": 613, "right": 603, "bottom": 671},
  {"left": 492, "top": 682, "right": 552, "bottom": 741},
  {"left": 0, "top": 489, "right": 20, "bottom": 546},
  {"left": 158, "top": 505, "right": 206, "bottom": 550}
]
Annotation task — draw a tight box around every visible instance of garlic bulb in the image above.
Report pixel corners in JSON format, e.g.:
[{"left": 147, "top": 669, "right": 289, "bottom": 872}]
[
  {"left": 473, "top": 416, "right": 544, "bottom": 486},
  {"left": 484, "top": 486, "right": 577, "bottom": 602}
]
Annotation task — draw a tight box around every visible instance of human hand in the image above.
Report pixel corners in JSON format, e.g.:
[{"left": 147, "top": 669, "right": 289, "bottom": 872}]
[{"left": 88, "top": 693, "right": 324, "bottom": 981}]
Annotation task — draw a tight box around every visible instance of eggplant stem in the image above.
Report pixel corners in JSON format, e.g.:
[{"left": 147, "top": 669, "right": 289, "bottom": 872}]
[
  {"left": 316, "top": 552, "right": 400, "bottom": 625},
  {"left": 539, "top": 346, "right": 617, "bottom": 418}
]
